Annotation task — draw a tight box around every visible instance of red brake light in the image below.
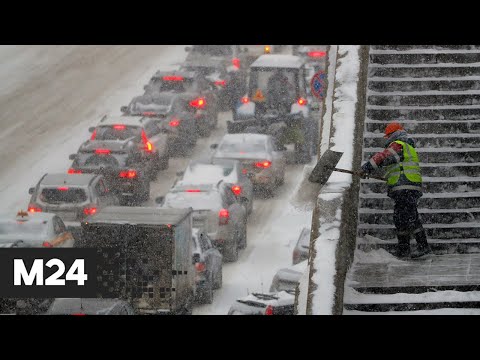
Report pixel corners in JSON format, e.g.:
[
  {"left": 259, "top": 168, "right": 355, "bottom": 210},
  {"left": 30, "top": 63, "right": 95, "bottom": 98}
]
[
  {"left": 214, "top": 80, "right": 226, "bottom": 87},
  {"left": 68, "top": 168, "right": 82, "bottom": 174},
  {"left": 186, "top": 189, "right": 201, "bottom": 193},
  {"left": 308, "top": 51, "right": 326, "bottom": 58},
  {"left": 119, "top": 170, "right": 137, "bottom": 179},
  {"left": 190, "top": 97, "right": 206, "bottom": 109},
  {"left": 231, "top": 185, "right": 242, "bottom": 196},
  {"left": 42, "top": 241, "right": 53, "bottom": 248},
  {"left": 163, "top": 75, "right": 184, "bottom": 81},
  {"left": 141, "top": 130, "right": 154, "bottom": 152},
  {"left": 142, "top": 112, "right": 157, "bottom": 117},
  {"left": 28, "top": 205, "right": 42, "bottom": 213},
  {"left": 265, "top": 305, "right": 274, "bottom": 315},
  {"left": 90, "top": 129, "right": 97, "bottom": 140},
  {"left": 297, "top": 98, "right": 308, "bottom": 106},
  {"left": 169, "top": 119, "right": 180, "bottom": 127},
  {"left": 195, "top": 262, "right": 206, "bottom": 272},
  {"left": 72, "top": 313, "right": 86, "bottom": 316},
  {"left": 95, "top": 149, "right": 111, "bottom": 155},
  {"left": 255, "top": 160, "right": 271, "bottom": 169},
  {"left": 219, "top": 208, "right": 229, "bottom": 225},
  {"left": 232, "top": 58, "right": 240, "bottom": 69},
  {"left": 113, "top": 124, "right": 126, "bottom": 130},
  {"left": 57, "top": 187, "right": 69, "bottom": 191},
  {"left": 83, "top": 207, "right": 97, "bottom": 216},
  {"left": 241, "top": 96, "right": 249, "bottom": 104}
]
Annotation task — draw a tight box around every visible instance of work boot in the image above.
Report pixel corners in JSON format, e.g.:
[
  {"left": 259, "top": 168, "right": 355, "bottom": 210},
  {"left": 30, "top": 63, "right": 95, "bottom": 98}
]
[
  {"left": 395, "top": 235, "right": 411, "bottom": 259},
  {"left": 411, "top": 244, "right": 433, "bottom": 259}
]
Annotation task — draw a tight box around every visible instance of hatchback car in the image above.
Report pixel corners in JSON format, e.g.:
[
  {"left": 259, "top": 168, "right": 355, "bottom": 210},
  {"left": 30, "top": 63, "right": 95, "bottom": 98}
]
[
  {"left": 0, "top": 210, "right": 74, "bottom": 248},
  {"left": 228, "top": 290, "right": 295, "bottom": 315},
  {"left": 211, "top": 133, "right": 286, "bottom": 194},
  {"left": 269, "top": 260, "right": 307, "bottom": 293},
  {"left": 192, "top": 228, "right": 223, "bottom": 304},
  {"left": 157, "top": 181, "right": 247, "bottom": 262},
  {"left": 45, "top": 298, "right": 135, "bottom": 315}
]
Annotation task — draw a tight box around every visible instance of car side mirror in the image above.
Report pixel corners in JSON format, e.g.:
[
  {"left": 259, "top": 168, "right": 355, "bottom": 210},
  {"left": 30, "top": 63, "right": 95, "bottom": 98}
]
[
  {"left": 176, "top": 171, "right": 184, "bottom": 177},
  {"left": 155, "top": 196, "right": 165, "bottom": 205},
  {"left": 210, "top": 144, "right": 218, "bottom": 150},
  {"left": 192, "top": 253, "right": 200, "bottom": 265},
  {"left": 185, "top": 46, "right": 191, "bottom": 52},
  {"left": 28, "top": 187, "right": 35, "bottom": 195},
  {"left": 69, "top": 154, "right": 77, "bottom": 161},
  {"left": 88, "top": 127, "right": 95, "bottom": 133},
  {"left": 120, "top": 106, "right": 128, "bottom": 113}
]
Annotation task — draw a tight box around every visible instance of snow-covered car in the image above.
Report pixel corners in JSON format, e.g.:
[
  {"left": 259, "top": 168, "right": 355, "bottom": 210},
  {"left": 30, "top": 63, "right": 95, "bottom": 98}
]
[
  {"left": 157, "top": 181, "right": 247, "bottom": 262},
  {"left": 137, "top": 70, "right": 219, "bottom": 137},
  {"left": 45, "top": 298, "right": 135, "bottom": 315},
  {"left": 230, "top": 54, "right": 318, "bottom": 163},
  {"left": 242, "top": 45, "right": 285, "bottom": 65},
  {"left": 181, "top": 58, "right": 247, "bottom": 111},
  {"left": 176, "top": 160, "right": 254, "bottom": 215},
  {"left": 87, "top": 115, "right": 170, "bottom": 175},
  {"left": 0, "top": 210, "right": 74, "bottom": 248},
  {"left": 210, "top": 133, "right": 286, "bottom": 194},
  {"left": 292, "top": 227, "right": 311, "bottom": 265},
  {"left": 185, "top": 45, "right": 248, "bottom": 73},
  {"left": 28, "top": 173, "right": 120, "bottom": 234},
  {"left": 269, "top": 260, "right": 308, "bottom": 292},
  {"left": 68, "top": 139, "right": 151, "bottom": 205},
  {"left": 293, "top": 45, "right": 327, "bottom": 66},
  {"left": 227, "top": 290, "right": 295, "bottom": 315},
  {"left": 192, "top": 228, "right": 223, "bottom": 304}
]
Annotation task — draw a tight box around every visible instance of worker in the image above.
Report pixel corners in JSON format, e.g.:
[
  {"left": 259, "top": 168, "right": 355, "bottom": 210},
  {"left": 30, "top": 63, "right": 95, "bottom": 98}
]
[{"left": 360, "top": 122, "right": 432, "bottom": 259}]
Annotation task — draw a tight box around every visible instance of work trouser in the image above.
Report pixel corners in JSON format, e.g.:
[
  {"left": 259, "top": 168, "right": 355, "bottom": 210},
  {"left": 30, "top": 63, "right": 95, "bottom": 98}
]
[{"left": 390, "top": 190, "right": 429, "bottom": 250}]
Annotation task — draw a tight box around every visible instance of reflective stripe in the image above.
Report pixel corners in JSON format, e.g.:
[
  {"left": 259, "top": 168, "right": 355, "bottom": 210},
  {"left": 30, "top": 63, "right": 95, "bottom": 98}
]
[
  {"left": 390, "top": 185, "right": 423, "bottom": 192},
  {"left": 387, "top": 140, "right": 422, "bottom": 187},
  {"left": 369, "top": 158, "right": 379, "bottom": 170},
  {"left": 387, "top": 147, "right": 401, "bottom": 162},
  {"left": 412, "top": 227, "right": 424, "bottom": 235}
]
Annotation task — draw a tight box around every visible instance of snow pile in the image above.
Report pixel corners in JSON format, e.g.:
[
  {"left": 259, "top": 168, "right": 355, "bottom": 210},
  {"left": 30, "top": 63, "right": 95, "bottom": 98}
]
[{"left": 304, "top": 45, "right": 361, "bottom": 315}]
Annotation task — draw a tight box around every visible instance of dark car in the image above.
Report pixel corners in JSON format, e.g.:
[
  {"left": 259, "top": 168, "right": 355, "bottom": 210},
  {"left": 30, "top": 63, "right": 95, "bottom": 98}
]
[
  {"left": 292, "top": 227, "right": 311, "bottom": 265},
  {"left": 228, "top": 290, "right": 295, "bottom": 315},
  {"left": 45, "top": 298, "right": 135, "bottom": 315},
  {"left": 86, "top": 115, "right": 169, "bottom": 179},
  {"left": 139, "top": 70, "right": 219, "bottom": 137},
  {"left": 68, "top": 140, "right": 151, "bottom": 205},
  {"left": 185, "top": 45, "right": 249, "bottom": 73},
  {"left": 192, "top": 228, "right": 223, "bottom": 304},
  {"left": 181, "top": 57, "right": 247, "bottom": 111},
  {"left": 27, "top": 173, "right": 119, "bottom": 236},
  {"left": 120, "top": 92, "right": 198, "bottom": 156}
]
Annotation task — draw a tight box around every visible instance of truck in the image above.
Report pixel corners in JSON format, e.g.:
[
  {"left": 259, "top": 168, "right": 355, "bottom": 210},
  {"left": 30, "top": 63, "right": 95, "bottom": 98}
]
[
  {"left": 229, "top": 54, "right": 319, "bottom": 164},
  {"left": 79, "top": 206, "right": 196, "bottom": 315}
]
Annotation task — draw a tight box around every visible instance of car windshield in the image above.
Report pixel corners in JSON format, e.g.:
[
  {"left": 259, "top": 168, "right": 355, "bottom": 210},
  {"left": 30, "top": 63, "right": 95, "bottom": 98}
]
[
  {"left": 0, "top": 220, "right": 49, "bottom": 237},
  {"left": 182, "top": 164, "right": 233, "bottom": 184},
  {"left": 219, "top": 140, "right": 266, "bottom": 154},
  {"left": 250, "top": 68, "right": 298, "bottom": 101},
  {"left": 149, "top": 77, "right": 194, "bottom": 92},
  {"left": 191, "top": 45, "right": 232, "bottom": 56},
  {"left": 94, "top": 126, "right": 141, "bottom": 141},
  {"left": 40, "top": 188, "right": 88, "bottom": 204}
]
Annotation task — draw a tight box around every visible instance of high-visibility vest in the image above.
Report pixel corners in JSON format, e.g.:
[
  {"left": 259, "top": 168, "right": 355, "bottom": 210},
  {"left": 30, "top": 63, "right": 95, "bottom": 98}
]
[{"left": 385, "top": 140, "right": 422, "bottom": 191}]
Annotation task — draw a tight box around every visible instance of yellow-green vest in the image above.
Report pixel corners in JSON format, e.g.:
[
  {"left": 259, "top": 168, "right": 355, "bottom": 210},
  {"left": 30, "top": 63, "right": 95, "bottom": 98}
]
[{"left": 385, "top": 140, "right": 422, "bottom": 192}]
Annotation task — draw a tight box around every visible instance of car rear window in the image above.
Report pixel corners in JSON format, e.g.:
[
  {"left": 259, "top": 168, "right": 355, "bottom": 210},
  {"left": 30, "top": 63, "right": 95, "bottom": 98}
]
[
  {"left": 192, "top": 45, "right": 233, "bottom": 56},
  {"left": 164, "top": 191, "right": 222, "bottom": 211},
  {"left": 150, "top": 78, "right": 194, "bottom": 92},
  {"left": 79, "top": 153, "right": 123, "bottom": 168},
  {"left": 95, "top": 126, "right": 141, "bottom": 141},
  {"left": 40, "top": 188, "right": 88, "bottom": 204},
  {"left": 219, "top": 141, "right": 266, "bottom": 153},
  {"left": 0, "top": 221, "right": 49, "bottom": 237}
]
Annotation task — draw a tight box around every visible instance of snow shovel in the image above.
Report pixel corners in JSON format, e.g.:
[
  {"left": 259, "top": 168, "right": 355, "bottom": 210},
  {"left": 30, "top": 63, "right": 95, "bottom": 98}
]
[{"left": 308, "top": 149, "right": 385, "bottom": 186}]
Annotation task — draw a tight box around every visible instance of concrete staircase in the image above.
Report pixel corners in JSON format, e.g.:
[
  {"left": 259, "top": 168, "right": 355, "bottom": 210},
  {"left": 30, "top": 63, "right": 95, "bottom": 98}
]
[{"left": 344, "top": 45, "right": 480, "bottom": 313}]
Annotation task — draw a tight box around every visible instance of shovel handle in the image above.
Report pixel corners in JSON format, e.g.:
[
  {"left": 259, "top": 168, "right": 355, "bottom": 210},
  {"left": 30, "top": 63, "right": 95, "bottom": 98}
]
[{"left": 334, "top": 168, "right": 385, "bottom": 182}]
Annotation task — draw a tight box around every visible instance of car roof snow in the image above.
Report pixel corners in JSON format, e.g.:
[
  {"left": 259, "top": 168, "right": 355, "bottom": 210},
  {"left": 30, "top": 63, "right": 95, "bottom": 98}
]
[
  {"left": 40, "top": 173, "right": 97, "bottom": 187},
  {"left": 251, "top": 54, "right": 304, "bottom": 69}
]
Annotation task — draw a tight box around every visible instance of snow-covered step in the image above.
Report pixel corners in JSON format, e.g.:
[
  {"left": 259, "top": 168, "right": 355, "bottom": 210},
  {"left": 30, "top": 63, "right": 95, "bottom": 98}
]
[
  {"left": 361, "top": 177, "right": 480, "bottom": 194},
  {"left": 363, "top": 147, "right": 480, "bottom": 163},
  {"left": 368, "top": 94, "right": 480, "bottom": 107},
  {"left": 370, "top": 53, "right": 480, "bottom": 67},
  {"left": 369, "top": 90, "right": 480, "bottom": 96},
  {"left": 365, "top": 120, "right": 480, "bottom": 134},
  {"left": 370, "top": 49, "right": 480, "bottom": 55},
  {"left": 357, "top": 222, "right": 480, "bottom": 240},
  {"left": 370, "top": 62, "right": 480, "bottom": 68},
  {"left": 356, "top": 238, "right": 480, "bottom": 254},
  {"left": 369, "top": 81, "right": 480, "bottom": 93},
  {"left": 367, "top": 108, "right": 480, "bottom": 122},
  {"left": 369, "top": 66, "right": 480, "bottom": 79},
  {"left": 370, "top": 76, "right": 480, "bottom": 82},
  {"left": 363, "top": 133, "right": 480, "bottom": 148},
  {"left": 371, "top": 45, "right": 480, "bottom": 51}
]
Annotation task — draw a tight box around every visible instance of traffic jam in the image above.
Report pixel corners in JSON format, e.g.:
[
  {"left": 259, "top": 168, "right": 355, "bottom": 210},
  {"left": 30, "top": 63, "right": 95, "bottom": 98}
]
[{"left": 0, "top": 45, "right": 327, "bottom": 315}]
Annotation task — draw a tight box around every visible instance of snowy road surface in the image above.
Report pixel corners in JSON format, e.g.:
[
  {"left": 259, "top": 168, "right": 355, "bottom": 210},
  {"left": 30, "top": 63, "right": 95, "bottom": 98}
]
[{"left": 0, "top": 45, "right": 314, "bottom": 314}]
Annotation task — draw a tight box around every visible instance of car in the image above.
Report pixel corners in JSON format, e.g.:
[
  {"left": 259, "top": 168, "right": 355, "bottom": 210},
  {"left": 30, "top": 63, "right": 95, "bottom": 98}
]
[
  {"left": 27, "top": 173, "right": 120, "bottom": 234},
  {"left": 138, "top": 70, "right": 219, "bottom": 137},
  {"left": 210, "top": 133, "right": 286, "bottom": 194},
  {"left": 87, "top": 115, "right": 170, "bottom": 176},
  {"left": 192, "top": 228, "right": 223, "bottom": 304},
  {"left": 269, "top": 260, "right": 308, "bottom": 293},
  {"left": 68, "top": 139, "right": 151, "bottom": 205},
  {"left": 157, "top": 181, "right": 247, "bottom": 262},
  {"left": 292, "top": 227, "right": 311, "bottom": 265},
  {"left": 292, "top": 45, "right": 327, "bottom": 67},
  {"left": 45, "top": 298, "right": 136, "bottom": 315},
  {"left": 227, "top": 290, "right": 295, "bottom": 315},
  {"left": 181, "top": 57, "right": 247, "bottom": 111},
  {"left": 241, "top": 45, "right": 285, "bottom": 65},
  {"left": 230, "top": 54, "right": 318, "bottom": 163},
  {"left": 185, "top": 45, "right": 249, "bottom": 73},
  {"left": 176, "top": 160, "right": 254, "bottom": 215},
  {"left": 0, "top": 210, "right": 74, "bottom": 248}
]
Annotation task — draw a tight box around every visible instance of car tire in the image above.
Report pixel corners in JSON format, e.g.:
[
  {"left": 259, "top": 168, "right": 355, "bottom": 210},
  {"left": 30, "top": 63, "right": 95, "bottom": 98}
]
[
  {"left": 158, "top": 154, "right": 169, "bottom": 171},
  {"left": 202, "top": 278, "right": 214, "bottom": 305},
  {"left": 224, "top": 238, "right": 238, "bottom": 262},
  {"left": 238, "top": 222, "right": 247, "bottom": 249},
  {"left": 276, "top": 172, "right": 285, "bottom": 186},
  {"left": 140, "top": 180, "right": 150, "bottom": 203},
  {"left": 213, "top": 268, "right": 223, "bottom": 290}
]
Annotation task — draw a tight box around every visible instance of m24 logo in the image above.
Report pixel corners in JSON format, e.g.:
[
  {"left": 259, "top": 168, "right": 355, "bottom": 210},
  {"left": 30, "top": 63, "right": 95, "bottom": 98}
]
[{"left": 14, "top": 259, "right": 88, "bottom": 286}]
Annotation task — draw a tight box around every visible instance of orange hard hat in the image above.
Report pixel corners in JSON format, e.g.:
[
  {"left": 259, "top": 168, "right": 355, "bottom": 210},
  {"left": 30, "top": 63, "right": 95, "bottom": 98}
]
[{"left": 384, "top": 122, "right": 404, "bottom": 138}]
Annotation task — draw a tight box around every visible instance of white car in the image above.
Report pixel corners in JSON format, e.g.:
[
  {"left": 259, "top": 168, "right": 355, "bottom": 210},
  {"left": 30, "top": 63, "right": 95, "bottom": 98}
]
[
  {"left": 210, "top": 133, "right": 286, "bottom": 194},
  {"left": 0, "top": 211, "right": 74, "bottom": 248}
]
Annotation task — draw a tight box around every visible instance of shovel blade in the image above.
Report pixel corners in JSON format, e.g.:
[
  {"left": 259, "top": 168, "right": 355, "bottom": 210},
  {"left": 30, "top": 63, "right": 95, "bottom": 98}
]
[{"left": 308, "top": 149, "right": 344, "bottom": 185}]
